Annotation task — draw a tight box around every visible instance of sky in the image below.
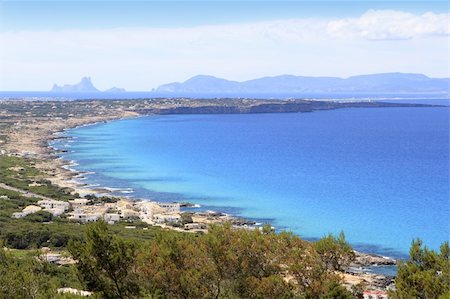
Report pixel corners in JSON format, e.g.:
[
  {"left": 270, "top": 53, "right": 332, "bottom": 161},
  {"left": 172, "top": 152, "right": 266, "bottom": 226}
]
[{"left": 0, "top": 1, "right": 449, "bottom": 91}]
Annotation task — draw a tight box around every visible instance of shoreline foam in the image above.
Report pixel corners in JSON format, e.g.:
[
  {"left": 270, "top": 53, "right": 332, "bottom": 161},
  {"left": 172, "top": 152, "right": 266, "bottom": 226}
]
[
  {"left": 53, "top": 117, "right": 401, "bottom": 273},
  {"left": 0, "top": 98, "right": 413, "bottom": 277}
]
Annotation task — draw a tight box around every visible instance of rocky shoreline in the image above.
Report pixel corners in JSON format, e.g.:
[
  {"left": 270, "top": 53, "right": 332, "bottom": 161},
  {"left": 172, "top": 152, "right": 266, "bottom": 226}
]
[
  {"left": 353, "top": 251, "right": 396, "bottom": 267},
  {"left": 48, "top": 138, "right": 400, "bottom": 282}
]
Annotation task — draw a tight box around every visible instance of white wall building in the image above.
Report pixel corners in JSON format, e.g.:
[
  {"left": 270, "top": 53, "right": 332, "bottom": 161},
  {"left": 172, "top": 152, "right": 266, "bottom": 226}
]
[
  {"left": 158, "top": 203, "right": 180, "bottom": 213},
  {"left": 104, "top": 213, "right": 121, "bottom": 224},
  {"left": 69, "top": 210, "right": 102, "bottom": 223},
  {"left": 12, "top": 205, "right": 42, "bottom": 218},
  {"left": 153, "top": 213, "right": 181, "bottom": 224},
  {"left": 69, "top": 198, "right": 90, "bottom": 207},
  {"left": 38, "top": 199, "right": 70, "bottom": 211}
]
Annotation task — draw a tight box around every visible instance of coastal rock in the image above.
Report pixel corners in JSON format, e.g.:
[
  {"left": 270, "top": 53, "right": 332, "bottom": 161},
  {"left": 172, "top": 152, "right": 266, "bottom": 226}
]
[
  {"left": 352, "top": 251, "right": 396, "bottom": 266},
  {"left": 179, "top": 202, "right": 197, "bottom": 207},
  {"left": 230, "top": 218, "right": 256, "bottom": 226}
]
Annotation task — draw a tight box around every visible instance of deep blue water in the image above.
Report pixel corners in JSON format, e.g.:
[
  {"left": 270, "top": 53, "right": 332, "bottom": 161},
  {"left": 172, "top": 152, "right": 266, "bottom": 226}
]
[{"left": 54, "top": 107, "right": 449, "bottom": 258}]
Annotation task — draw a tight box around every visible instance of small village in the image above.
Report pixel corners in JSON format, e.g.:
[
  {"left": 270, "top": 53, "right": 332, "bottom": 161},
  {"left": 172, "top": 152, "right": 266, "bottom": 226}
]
[{"left": 9, "top": 194, "right": 228, "bottom": 232}]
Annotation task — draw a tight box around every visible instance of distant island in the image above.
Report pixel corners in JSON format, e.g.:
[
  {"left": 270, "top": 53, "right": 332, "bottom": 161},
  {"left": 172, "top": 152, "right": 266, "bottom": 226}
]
[
  {"left": 155, "top": 73, "right": 450, "bottom": 94},
  {"left": 51, "top": 77, "right": 126, "bottom": 93},
  {"left": 49, "top": 73, "right": 449, "bottom": 95},
  {"left": 104, "top": 87, "right": 126, "bottom": 93}
]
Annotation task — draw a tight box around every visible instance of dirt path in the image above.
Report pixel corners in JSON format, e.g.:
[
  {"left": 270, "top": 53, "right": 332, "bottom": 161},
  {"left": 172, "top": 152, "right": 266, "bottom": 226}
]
[{"left": 0, "top": 182, "right": 55, "bottom": 201}]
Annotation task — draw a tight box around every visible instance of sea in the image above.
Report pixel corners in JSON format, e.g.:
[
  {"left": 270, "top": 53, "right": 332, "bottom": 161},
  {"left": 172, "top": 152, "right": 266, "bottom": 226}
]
[
  {"left": 0, "top": 91, "right": 449, "bottom": 102},
  {"left": 47, "top": 97, "right": 449, "bottom": 267}
]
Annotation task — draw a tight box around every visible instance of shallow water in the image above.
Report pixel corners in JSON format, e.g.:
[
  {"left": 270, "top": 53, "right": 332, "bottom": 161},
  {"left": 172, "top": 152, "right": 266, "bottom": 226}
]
[{"left": 55, "top": 106, "right": 449, "bottom": 258}]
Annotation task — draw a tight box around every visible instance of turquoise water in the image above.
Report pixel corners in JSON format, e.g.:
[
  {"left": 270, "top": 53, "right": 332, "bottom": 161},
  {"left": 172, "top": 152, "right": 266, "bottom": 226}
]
[{"left": 57, "top": 107, "right": 449, "bottom": 257}]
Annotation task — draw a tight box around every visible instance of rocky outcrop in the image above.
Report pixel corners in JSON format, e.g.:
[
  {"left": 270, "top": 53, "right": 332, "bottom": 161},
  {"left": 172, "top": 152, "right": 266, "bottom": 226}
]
[
  {"left": 51, "top": 77, "right": 125, "bottom": 93},
  {"left": 52, "top": 77, "right": 99, "bottom": 92},
  {"left": 352, "top": 251, "right": 396, "bottom": 266}
]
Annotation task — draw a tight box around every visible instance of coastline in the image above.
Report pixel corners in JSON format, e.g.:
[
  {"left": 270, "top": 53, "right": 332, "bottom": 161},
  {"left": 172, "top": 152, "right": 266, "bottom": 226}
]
[
  {"left": 0, "top": 99, "right": 406, "bottom": 273},
  {"left": 49, "top": 114, "right": 399, "bottom": 267},
  {"left": 45, "top": 116, "right": 142, "bottom": 197},
  {"left": 51, "top": 124, "right": 263, "bottom": 229},
  {"left": 49, "top": 121, "right": 400, "bottom": 288},
  {"left": 42, "top": 115, "right": 140, "bottom": 197},
  {"left": 12, "top": 111, "right": 259, "bottom": 231}
]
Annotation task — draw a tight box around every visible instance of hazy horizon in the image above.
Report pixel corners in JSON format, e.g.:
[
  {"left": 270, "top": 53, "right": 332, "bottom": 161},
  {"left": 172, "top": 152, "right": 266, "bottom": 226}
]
[{"left": 1, "top": 1, "right": 449, "bottom": 91}]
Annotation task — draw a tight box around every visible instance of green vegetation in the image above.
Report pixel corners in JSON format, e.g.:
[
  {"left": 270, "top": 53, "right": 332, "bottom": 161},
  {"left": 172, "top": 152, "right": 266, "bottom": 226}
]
[
  {"left": 23, "top": 210, "right": 54, "bottom": 222},
  {"left": 0, "top": 188, "right": 40, "bottom": 219},
  {"left": 0, "top": 211, "right": 161, "bottom": 250},
  {"left": 84, "top": 194, "right": 119, "bottom": 205},
  {"left": 389, "top": 239, "right": 450, "bottom": 299},
  {"left": 69, "top": 222, "right": 140, "bottom": 298},
  {"left": 0, "top": 185, "right": 162, "bottom": 250},
  {"left": 0, "top": 156, "right": 163, "bottom": 251},
  {"left": 0, "top": 242, "right": 84, "bottom": 299},
  {"left": 0, "top": 153, "right": 448, "bottom": 298},
  {"left": 0, "top": 156, "right": 76, "bottom": 201},
  {"left": 67, "top": 221, "right": 354, "bottom": 299},
  {"left": 314, "top": 231, "right": 354, "bottom": 271},
  {"left": 1, "top": 214, "right": 449, "bottom": 298}
]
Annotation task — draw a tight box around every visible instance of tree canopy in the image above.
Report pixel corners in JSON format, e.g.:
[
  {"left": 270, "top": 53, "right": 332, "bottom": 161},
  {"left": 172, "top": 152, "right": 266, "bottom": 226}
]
[
  {"left": 68, "top": 222, "right": 353, "bottom": 298},
  {"left": 389, "top": 239, "right": 450, "bottom": 299}
]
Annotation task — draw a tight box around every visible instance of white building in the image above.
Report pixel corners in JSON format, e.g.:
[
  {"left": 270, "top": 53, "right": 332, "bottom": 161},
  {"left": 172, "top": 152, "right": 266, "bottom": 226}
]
[
  {"left": 57, "top": 288, "right": 92, "bottom": 297},
  {"left": 38, "top": 199, "right": 70, "bottom": 211},
  {"left": 104, "top": 213, "right": 121, "bottom": 224},
  {"left": 47, "top": 208, "right": 67, "bottom": 217},
  {"left": 12, "top": 205, "right": 42, "bottom": 218},
  {"left": 153, "top": 213, "right": 181, "bottom": 224},
  {"left": 120, "top": 209, "right": 140, "bottom": 219},
  {"left": 69, "top": 210, "right": 102, "bottom": 223},
  {"left": 158, "top": 202, "right": 180, "bottom": 213},
  {"left": 69, "top": 198, "right": 90, "bottom": 207}
]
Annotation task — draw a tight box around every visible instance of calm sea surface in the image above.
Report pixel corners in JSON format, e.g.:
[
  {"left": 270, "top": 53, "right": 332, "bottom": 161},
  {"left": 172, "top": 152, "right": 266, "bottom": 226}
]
[{"left": 55, "top": 106, "right": 449, "bottom": 258}]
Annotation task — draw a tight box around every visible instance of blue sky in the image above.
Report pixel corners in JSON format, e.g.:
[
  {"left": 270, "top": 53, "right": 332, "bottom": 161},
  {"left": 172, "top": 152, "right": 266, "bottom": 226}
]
[
  {"left": 0, "top": 1, "right": 448, "bottom": 90},
  {"left": 2, "top": 1, "right": 448, "bottom": 30}
]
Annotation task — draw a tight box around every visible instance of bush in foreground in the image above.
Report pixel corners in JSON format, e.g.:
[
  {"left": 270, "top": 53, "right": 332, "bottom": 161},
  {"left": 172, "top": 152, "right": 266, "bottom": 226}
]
[
  {"left": 69, "top": 221, "right": 353, "bottom": 298},
  {"left": 389, "top": 239, "right": 450, "bottom": 299}
]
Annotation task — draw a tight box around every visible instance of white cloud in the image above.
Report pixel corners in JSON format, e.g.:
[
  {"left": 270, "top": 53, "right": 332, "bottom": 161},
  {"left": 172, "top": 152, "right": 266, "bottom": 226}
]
[
  {"left": 0, "top": 10, "right": 449, "bottom": 90},
  {"left": 327, "top": 10, "right": 450, "bottom": 40}
]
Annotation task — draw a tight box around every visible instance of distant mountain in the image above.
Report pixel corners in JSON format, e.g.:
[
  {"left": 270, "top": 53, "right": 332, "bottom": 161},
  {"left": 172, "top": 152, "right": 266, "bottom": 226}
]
[
  {"left": 105, "top": 87, "right": 126, "bottom": 93},
  {"left": 51, "top": 77, "right": 126, "bottom": 93},
  {"left": 156, "top": 75, "right": 241, "bottom": 93},
  {"left": 51, "top": 77, "right": 99, "bottom": 92},
  {"left": 155, "top": 73, "right": 450, "bottom": 94}
]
